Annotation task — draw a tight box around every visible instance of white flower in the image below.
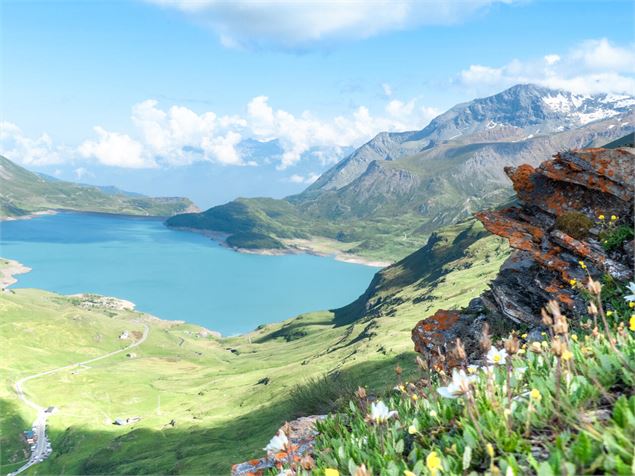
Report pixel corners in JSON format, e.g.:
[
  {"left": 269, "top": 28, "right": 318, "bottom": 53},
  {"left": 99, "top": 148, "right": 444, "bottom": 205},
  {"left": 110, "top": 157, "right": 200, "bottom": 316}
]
[
  {"left": 437, "top": 368, "right": 477, "bottom": 399},
  {"left": 264, "top": 430, "right": 288, "bottom": 454},
  {"left": 625, "top": 282, "right": 635, "bottom": 302},
  {"left": 514, "top": 367, "right": 527, "bottom": 379},
  {"left": 486, "top": 346, "right": 508, "bottom": 365},
  {"left": 368, "top": 400, "right": 398, "bottom": 423}
]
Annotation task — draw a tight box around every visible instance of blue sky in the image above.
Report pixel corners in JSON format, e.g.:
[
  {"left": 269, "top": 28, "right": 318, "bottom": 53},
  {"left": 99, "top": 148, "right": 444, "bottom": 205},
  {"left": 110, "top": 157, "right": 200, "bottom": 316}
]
[{"left": 1, "top": 0, "right": 634, "bottom": 207}]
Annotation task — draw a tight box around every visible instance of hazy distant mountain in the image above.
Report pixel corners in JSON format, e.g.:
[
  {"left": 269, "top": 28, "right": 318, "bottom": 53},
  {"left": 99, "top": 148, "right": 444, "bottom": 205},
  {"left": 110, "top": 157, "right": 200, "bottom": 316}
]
[
  {"left": 168, "top": 84, "right": 635, "bottom": 261},
  {"left": 0, "top": 155, "right": 199, "bottom": 219}
]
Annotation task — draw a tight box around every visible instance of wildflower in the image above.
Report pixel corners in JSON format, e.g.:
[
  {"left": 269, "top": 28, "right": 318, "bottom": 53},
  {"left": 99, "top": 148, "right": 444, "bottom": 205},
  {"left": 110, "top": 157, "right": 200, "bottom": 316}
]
[
  {"left": 426, "top": 451, "right": 442, "bottom": 475},
  {"left": 625, "top": 282, "right": 635, "bottom": 302},
  {"left": 408, "top": 424, "right": 417, "bottom": 435},
  {"left": 325, "top": 469, "right": 340, "bottom": 476},
  {"left": 579, "top": 261, "right": 587, "bottom": 269},
  {"left": 504, "top": 336, "right": 520, "bottom": 355},
  {"left": 630, "top": 315, "right": 635, "bottom": 331},
  {"left": 598, "top": 214, "right": 605, "bottom": 220},
  {"left": 355, "top": 386, "right": 367, "bottom": 399},
  {"left": 429, "top": 410, "right": 437, "bottom": 417},
  {"left": 404, "top": 471, "right": 416, "bottom": 476},
  {"left": 437, "top": 368, "right": 477, "bottom": 398},
  {"left": 367, "top": 400, "right": 398, "bottom": 423},
  {"left": 486, "top": 346, "right": 508, "bottom": 365},
  {"left": 630, "top": 302, "right": 635, "bottom": 309},
  {"left": 611, "top": 215, "right": 618, "bottom": 221},
  {"left": 562, "top": 350, "right": 573, "bottom": 361},
  {"left": 530, "top": 389, "right": 541, "bottom": 402},
  {"left": 467, "top": 364, "right": 479, "bottom": 374},
  {"left": 606, "top": 311, "right": 614, "bottom": 317},
  {"left": 569, "top": 279, "right": 576, "bottom": 286},
  {"left": 264, "top": 430, "right": 289, "bottom": 454},
  {"left": 571, "top": 334, "right": 578, "bottom": 342},
  {"left": 486, "top": 443, "right": 495, "bottom": 458},
  {"left": 411, "top": 394, "right": 419, "bottom": 401},
  {"left": 521, "top": 333, "right": 528, "bottom": 339},
  {"left": 587, "top": 278, "right": 602, "bottom": 295}
]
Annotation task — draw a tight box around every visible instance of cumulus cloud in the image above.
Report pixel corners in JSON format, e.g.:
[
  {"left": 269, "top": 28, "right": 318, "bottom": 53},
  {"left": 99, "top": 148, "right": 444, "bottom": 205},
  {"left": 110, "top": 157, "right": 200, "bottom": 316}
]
[
  {"left": 145, "top": 0, "right": 516, "bottom": 49},
  {"left": 78, "top": 127, "right": 154, "bottom": 168},
  {"left": 459, "top": 38, "right": 635, "bottom": 95},
  {"left": 1, "top": 94, "right": 439, "bottom": 170},
  {"left": 0, "top": 121, "right": 66, "bottom": 166}
]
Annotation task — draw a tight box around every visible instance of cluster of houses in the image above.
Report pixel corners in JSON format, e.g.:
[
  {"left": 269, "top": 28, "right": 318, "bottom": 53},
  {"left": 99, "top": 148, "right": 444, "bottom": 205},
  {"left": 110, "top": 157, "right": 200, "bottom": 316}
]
[{"left": 23, "top": 430, "right": 36, "bottom": 445}]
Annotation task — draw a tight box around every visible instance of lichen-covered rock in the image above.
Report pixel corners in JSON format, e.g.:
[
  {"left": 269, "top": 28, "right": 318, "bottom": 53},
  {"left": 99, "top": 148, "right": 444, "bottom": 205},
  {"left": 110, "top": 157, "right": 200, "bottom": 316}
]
[
  {"left": 231, "top": 415, "right": 325, "bottom": 476},
  {"left": 412, "top": 146, "right": 634, "bottom": 358}
]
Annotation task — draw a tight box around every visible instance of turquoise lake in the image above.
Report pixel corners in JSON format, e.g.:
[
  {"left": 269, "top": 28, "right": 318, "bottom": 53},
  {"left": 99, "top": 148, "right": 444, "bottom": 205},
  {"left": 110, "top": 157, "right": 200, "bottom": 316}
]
[{"left": 0, "top": 213, "right": 378, "bottom": 335}]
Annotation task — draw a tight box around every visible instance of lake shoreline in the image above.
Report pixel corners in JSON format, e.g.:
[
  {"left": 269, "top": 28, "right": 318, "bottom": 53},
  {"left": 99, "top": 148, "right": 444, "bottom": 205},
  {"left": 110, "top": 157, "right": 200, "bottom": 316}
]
[
  {"left": 0, "top": 258, "right": 32, "bottom": 289},
  {"left": 168, "top": 225, "right": 391, "bottom": 268}
]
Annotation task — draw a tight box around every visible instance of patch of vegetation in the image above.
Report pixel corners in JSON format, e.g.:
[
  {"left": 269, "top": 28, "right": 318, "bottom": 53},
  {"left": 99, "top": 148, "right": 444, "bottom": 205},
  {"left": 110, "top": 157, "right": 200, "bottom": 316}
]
[
  {"left": 289, "top": 373, "right": 358, "bottom": 417},
  {"left": 303, "top": 278, "right": 635, "bottom": 475},
  {"left": 555, "top": 211, "right": 594, "bottom": 240},
  {"left": 226, "top": 232, "right": 286, "bottom": 250},
  {"left": 600, "top": 224, "right": 634, "bottom": 252}
]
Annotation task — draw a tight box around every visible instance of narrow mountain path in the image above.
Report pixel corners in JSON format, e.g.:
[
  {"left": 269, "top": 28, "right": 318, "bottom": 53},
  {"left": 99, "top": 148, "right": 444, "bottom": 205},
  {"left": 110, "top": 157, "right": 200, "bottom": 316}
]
[{"left": 8, "top": 323, "right": 149, "bottom": 476}]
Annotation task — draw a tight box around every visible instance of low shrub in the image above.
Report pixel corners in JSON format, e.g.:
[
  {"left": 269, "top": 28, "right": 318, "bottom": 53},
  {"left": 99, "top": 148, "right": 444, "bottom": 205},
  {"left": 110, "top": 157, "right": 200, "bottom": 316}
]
[{"left": 555, "top": 212, "right": 594, "bottom": 240}]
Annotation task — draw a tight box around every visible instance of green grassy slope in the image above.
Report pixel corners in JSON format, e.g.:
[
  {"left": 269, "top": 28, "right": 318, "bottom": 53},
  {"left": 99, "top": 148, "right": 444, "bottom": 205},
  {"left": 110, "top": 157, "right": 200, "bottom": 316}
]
[
  {"left": 0, "top": 223, "right": 509, "bottom": 474},
  {"left": 0, "top": 156, "right": 198, "bottom": 219}
]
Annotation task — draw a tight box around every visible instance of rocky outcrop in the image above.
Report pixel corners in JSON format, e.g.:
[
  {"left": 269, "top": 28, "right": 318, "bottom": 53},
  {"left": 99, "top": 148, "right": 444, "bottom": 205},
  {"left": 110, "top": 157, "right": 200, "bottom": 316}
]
[
  {"left": 231, "top": 416, "right": 325, "bottom": 476},
  {"left": 412, "top": 146, "right": 634, "bottom": 359}
]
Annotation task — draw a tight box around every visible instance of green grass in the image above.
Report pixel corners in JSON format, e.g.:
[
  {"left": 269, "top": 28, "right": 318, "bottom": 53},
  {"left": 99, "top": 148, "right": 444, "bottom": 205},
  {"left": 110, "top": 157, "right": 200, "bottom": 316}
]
[{"left": 0, "top": 221, "right": 509, "bottom": 474}]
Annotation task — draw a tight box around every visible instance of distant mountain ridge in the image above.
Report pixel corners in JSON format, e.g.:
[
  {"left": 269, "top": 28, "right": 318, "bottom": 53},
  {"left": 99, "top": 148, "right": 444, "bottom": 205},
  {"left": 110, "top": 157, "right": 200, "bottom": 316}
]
[
  {"left": 0, "top": 156, "right": 199, "bottom": 219},
  {"left": 167, "top": 84, "right": 634, "bottom": 261}
]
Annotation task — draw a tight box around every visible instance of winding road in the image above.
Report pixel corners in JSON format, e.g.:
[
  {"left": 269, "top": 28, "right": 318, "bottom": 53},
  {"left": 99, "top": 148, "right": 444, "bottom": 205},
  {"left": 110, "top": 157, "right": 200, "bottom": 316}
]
[{"left": 8, "top": 324, "right": 149, "bottom": 476}]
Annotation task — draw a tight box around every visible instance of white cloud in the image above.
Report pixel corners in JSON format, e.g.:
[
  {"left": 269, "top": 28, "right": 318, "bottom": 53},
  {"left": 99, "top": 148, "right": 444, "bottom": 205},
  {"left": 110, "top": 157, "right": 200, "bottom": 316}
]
[
  {"left": 544, "top": 54, "right": 560, "bottom": 65},
  {"left": 459, "top": 38, "right": 635, "bottom": 95},
  {"left": 382, "top": 83, "right": 393, "bottom": 97},
  {"left": 1, "top": 94, "right": 439, "bottom": 171},
  {"left": 288, "top": 172, "right": 319, "bottom": 184},
  {"left": 145, "top": 0, "right": 516, "bottom": 49},
  {"left": 0, "top": 121, "right": 65, "bottom": 166},
  {"left": 78, "top": 127, "right": 154, "bottom": 168}
]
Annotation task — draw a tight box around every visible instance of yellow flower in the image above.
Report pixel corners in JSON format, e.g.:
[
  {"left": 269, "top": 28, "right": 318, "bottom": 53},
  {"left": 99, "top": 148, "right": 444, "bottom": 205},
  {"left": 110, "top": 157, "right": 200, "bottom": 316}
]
[
  {"left": 521, "top": 333, "right": 528, "bottom": 339},
  {"left": 517, "top": 349, "right": 526, "bottom": 355},
  {"left": 579, "top": 261, "right": 587, "bottom": 269},
  {"left": 541, "top": 331, "right": 547, "bottom": 337},
  {"left": 426, "top": 451, "right": 442, "bottom": 475},
  {"left": 571, "top": 334, "right": 578, "bottom": 342},
  {"left": 530, "top": 389, "right": 541, "bottom": 402},
  {"left": 429, "top": 410, "right": 437, "bottom": 417},
  {"left": 399, "top": 385, "right": 406, "bottom": 393},
  {"left": 325, "top": 469, "right": 340, "bottom": 476},
  {"left": 486, "top": 443, "right": 495, "bottom": 458},
  {"left": 611, "top": 215, "right": 618, "bottom": 221},
  {"left": 404, "top": 471, "right": 416, "bottom": 476},
  {"left": 411, "top": 394, "right": 419, "bottom": 401},
  {"left": 630, "top": 315, "right": 635, "bottom": 331},
  {"left": 562, "top": 350, "right": 573, "bottom": 361},
  {"left": 569, "top": 279, "right": 576, "bottom": 286},
  {"left": 607, "top": 311, "right": 614, "bottom": 317},
  {"left": 598, "top": 214, "right": 605, "bottom": 220},
  {"left": 629, "top": 302, "right": 635, "bottom": 309},
  {"left": 408, "top": 425, "right": 417, "bottom": 435}
]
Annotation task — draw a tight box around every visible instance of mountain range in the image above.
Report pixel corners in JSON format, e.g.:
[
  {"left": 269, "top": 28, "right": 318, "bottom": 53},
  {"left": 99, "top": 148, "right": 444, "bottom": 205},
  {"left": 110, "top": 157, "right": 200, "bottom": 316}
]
[
  {"left": 167, "top": 84, "right": 635, "bottom": 261},
  {"left": 0, "top": 156, "right": 198, "bottom": 219}
]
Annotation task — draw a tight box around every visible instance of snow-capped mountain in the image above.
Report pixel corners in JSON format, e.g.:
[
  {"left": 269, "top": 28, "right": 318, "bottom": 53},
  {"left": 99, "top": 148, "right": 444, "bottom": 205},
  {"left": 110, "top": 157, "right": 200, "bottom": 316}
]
[{"left": 307, "top": 84, "right": 634, "bottom": 192}]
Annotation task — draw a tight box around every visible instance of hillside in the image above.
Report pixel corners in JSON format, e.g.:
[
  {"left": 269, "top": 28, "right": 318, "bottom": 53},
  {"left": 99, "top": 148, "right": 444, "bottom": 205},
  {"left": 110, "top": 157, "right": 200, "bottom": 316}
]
[
  {"left": 0, "top": 215, "right": 509, "bottom": 474},
  {"left": 0, "top": 156, "right": 199, "bottom": 219},
  {"left": 167, "top": 85, "right": 635, "bottom": 262}
]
